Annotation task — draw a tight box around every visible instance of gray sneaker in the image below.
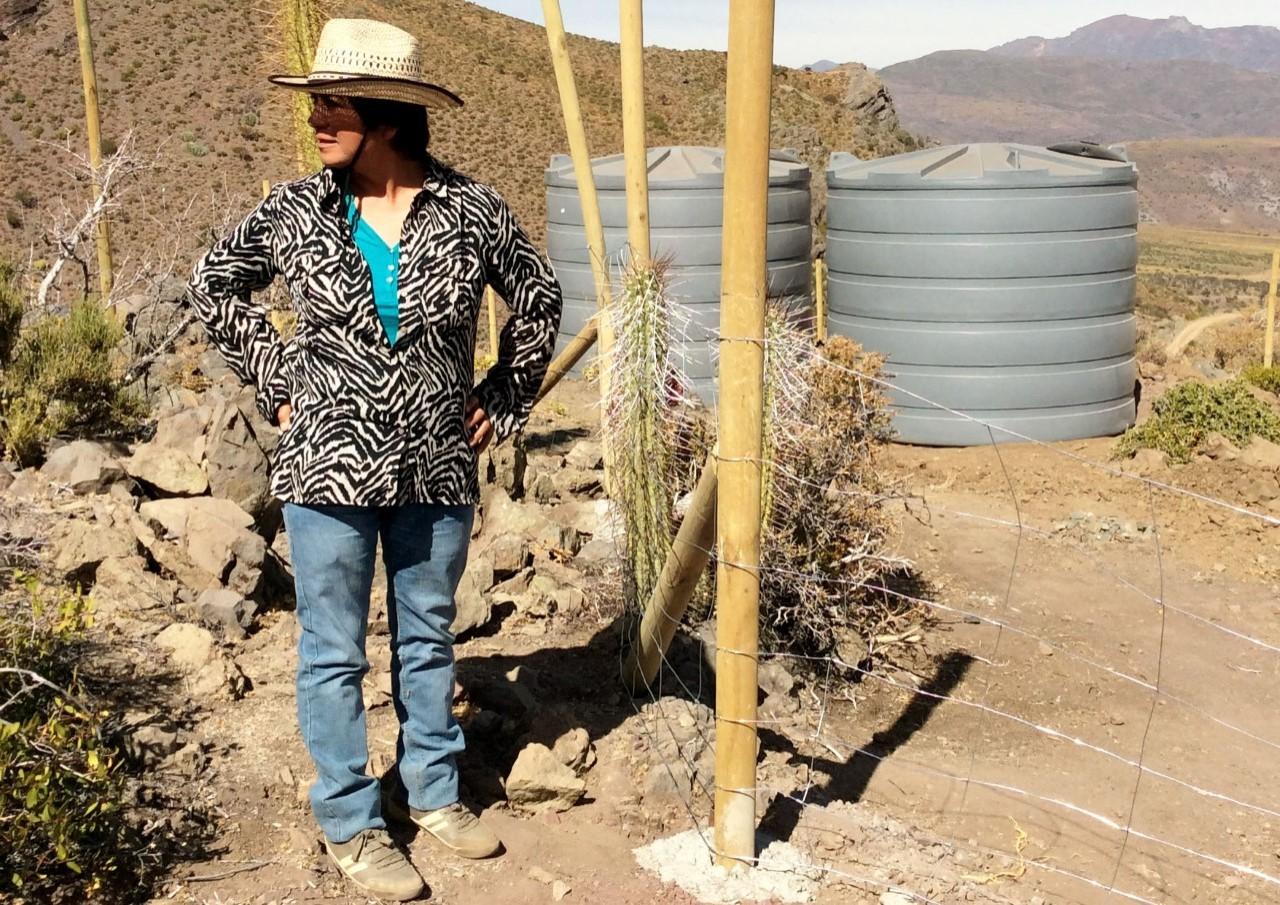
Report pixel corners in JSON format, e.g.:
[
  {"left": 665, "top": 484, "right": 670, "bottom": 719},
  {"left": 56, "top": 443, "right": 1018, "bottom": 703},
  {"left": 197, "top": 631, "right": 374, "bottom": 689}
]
[
  {"left": 324, "top": 828, "right": 426, "bottom": 901},
  {"left": 381, "top": 774, "right": 502, "bottom": 859}
]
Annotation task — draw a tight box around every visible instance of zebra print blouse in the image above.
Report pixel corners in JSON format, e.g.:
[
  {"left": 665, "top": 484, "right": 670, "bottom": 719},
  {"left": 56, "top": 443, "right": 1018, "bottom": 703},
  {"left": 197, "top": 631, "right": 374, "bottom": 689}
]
[{"left": 185, "top": 158, "right": 563, "bottom": 507}]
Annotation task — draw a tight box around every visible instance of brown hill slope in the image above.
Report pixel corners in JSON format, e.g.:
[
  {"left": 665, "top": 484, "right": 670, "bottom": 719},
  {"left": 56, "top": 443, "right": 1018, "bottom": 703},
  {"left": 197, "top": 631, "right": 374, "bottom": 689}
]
[
  {"left": 991, "top": 14, "right": 1280, "bottom": 73},
  {"left": 878, "top": 50, "right": 1280, "bottom": 145},
  {"left": 0, "top": 0, "right": 916, "bottom": 271},
  {"left": 1127, "top": 138, "right": 1280, "bottom": 233}
]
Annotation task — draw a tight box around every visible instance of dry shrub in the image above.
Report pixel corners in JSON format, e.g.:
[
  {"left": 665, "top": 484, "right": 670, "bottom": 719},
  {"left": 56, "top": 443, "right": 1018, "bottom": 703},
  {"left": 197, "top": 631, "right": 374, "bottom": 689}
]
[
  {"left": 1211, "top": 316, "right": 1265, "bottom": 372},
  {"left": 758, "top": 323, "right": 912, "bottom": 659}
]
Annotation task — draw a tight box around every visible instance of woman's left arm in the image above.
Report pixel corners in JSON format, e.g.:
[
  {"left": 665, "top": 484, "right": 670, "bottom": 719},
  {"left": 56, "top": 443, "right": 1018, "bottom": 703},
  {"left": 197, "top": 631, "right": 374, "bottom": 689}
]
[{"left": 471, "top": 187, "right": 563, "bottom": 444}]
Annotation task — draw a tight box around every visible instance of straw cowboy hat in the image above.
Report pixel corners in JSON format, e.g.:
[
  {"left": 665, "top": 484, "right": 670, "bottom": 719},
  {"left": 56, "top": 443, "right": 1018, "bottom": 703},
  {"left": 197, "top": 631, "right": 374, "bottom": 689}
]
[{"left": 269, "top": 18, "right": 463, "bottom": 109}]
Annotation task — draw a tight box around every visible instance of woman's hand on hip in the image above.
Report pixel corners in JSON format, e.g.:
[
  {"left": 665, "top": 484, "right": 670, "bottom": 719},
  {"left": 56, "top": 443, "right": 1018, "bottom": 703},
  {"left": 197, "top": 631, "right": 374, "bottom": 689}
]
[
  {"left": 465, "top": 395, "right": 494, "bottom": 453},
  {"left": 277, "top": 403, "right": 293, "bottom": 430}
]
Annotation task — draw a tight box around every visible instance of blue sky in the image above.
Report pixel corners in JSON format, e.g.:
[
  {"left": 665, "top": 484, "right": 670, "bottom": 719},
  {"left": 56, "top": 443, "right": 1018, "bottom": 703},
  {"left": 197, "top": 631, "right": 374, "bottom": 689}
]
[{"left": 472, "top": 2, "right": 1280, "bottom": 68}]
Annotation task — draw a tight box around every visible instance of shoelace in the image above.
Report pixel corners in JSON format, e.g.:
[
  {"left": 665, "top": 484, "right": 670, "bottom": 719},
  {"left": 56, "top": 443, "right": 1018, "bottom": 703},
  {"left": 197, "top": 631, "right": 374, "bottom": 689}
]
[
  {"left": 435, "top": 803, "right": 478, "bottom": 831},
  {"left": 355, "top": 829, "right": 406, "bottom": 869}
]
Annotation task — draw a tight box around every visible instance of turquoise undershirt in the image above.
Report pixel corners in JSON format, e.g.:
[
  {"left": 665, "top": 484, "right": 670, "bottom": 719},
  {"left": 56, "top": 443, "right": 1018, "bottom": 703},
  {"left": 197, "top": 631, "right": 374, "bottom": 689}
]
[{"left": 344, "top": 194, "right": 400, "bottom": 345}]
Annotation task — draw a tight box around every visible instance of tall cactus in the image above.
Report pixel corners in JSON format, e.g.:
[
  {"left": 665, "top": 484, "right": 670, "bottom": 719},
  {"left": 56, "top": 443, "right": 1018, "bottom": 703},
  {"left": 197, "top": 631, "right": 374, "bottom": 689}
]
[{"left": 275, "top": 0, "right": 327, "bottom": 173}]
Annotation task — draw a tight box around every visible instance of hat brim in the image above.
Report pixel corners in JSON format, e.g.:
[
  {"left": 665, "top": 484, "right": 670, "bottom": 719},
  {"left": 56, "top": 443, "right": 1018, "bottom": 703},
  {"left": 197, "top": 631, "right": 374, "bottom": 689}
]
[{"left": 268, "top": 74, "right": 463, "bottom": 109}]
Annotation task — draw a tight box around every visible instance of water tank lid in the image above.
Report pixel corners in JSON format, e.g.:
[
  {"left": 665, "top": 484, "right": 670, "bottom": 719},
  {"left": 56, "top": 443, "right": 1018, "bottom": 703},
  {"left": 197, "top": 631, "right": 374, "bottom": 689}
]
[
  {"left": 546, "top": 146, "right": 809, "bottom": 190},
  {"left": 827, "top": 143, "right": 1137, "bottom": 189}
]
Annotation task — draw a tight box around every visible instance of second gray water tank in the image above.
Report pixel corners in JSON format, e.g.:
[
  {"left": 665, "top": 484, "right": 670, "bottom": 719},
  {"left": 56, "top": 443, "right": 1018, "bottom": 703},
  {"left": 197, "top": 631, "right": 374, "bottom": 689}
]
[
  {"left": 826, "top": 143, "right": 1140, "bottom": 445},
  {"left": 546, "top": 146, "right": 812, "bottom": 401}
]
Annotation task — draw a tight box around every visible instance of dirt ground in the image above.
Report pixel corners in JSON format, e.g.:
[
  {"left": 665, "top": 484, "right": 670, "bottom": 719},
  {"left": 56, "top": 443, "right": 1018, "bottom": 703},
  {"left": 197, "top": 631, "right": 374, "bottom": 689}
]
[{"left": 132, "top": 376, "right": 1278, "bottom": 905}]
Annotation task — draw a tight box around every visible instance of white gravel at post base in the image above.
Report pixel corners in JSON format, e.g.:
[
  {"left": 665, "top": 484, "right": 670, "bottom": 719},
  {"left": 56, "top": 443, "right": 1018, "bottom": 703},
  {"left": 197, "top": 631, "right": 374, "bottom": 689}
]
[{"left": 634, "top": 828, "right": 820, "bottom": 903}]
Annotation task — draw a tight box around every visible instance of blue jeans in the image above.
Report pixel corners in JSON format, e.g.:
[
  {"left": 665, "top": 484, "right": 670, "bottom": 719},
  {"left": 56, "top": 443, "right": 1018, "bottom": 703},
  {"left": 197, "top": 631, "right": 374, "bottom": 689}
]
[{"left": 283, "top": 502, "right": 474, "bottom": 844}]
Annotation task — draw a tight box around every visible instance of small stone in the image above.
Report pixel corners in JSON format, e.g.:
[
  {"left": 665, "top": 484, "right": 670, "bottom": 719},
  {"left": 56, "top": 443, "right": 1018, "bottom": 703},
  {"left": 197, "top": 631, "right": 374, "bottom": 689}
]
[
  {"left": 528, "top": 866, "right": 556, "bottom": 885},
  {"left": 1037, "top": 641, "right": 1055, "bottom": 657},
  {"left": 154, "top": 623, "right": 216, "bottom": 672},
  {"left": 551, "top": 727, "right": 593, "bottom": 773},
  {"left": 552, "top": 880, "right": 571, "bottom": 901},
  {"left": 196, "top": 588, "right": 257, "bottom": 638}
]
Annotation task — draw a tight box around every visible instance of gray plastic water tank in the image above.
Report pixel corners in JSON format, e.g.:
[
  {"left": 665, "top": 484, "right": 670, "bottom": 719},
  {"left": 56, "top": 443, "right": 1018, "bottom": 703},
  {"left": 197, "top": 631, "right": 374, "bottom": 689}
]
[
  {"left": 826, "top": 143, "right": 1139, "bottom": 445},
  {"left": 546, "top": 146, "right": 812, "bottom": 400}
]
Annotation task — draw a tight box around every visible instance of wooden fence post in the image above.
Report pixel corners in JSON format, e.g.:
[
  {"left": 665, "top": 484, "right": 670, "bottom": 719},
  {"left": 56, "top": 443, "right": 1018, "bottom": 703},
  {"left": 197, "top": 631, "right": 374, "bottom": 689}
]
[
  {"left": 814, "top": 257, "right": 827, "bottom": 343},
  {"left": 621, "top": 445, "right": 718, "bottom": 692},
  {"left": 714, "top": 0, "right": 774, "bottom": 872},
  {"left": 486, "top": 285, "right": 500, "bottom": 360},
  {"left": 72, "top": 0, "right": 113, "bottom": 300},
  {"left": 541, "top": 0, "right": 616, "bottom": 491},
  {"left": 620, "top": 0, "right": 651, "bottom": 265},
  {"left": 1266, "top": 249, "right": 1278, "bottom": 368}
]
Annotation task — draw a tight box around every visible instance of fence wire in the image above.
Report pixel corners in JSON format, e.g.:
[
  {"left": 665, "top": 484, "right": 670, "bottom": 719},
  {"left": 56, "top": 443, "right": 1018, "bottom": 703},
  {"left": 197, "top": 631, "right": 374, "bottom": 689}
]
[{"left": 602, "top": 333, "right": 1280, "bottom": 904}]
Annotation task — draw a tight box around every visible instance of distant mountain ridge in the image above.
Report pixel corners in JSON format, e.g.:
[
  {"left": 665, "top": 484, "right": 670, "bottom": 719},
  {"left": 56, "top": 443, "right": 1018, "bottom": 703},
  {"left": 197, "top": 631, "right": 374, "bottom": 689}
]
[{"left": 990, "top": 15, "right": 1280, "bottom": 73}]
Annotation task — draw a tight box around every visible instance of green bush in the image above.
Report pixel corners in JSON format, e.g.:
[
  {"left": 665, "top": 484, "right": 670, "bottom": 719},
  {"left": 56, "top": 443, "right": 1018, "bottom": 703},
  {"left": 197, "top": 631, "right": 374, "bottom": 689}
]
[
  {"left": 1115, "top": 379, "right": 1280, "bottom": 463},
  {"left": 0, "top": 575, "right": 137, "bottom": 899},
  {"left": 0, "top": 296, "right": 145, "bottom": 466},
  {"left": 1243, "top": 364, "right": 1280, "bottom": 396}
]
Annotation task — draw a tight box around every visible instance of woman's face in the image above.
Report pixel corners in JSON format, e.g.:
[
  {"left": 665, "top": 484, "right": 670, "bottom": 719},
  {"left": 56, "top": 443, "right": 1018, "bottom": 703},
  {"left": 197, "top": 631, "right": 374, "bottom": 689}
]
[{"left": 307, "top": 94, "right": 366, "bottom": 167}]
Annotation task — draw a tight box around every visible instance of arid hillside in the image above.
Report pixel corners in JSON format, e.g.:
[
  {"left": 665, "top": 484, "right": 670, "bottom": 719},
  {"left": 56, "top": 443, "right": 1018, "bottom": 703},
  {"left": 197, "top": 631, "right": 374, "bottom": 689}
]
[
  {"left": 0, "top": 0, "right": 916, "bottom": 267},
  {"left": 1127, "top": 137, "right": 1280, "bottom": 233}
]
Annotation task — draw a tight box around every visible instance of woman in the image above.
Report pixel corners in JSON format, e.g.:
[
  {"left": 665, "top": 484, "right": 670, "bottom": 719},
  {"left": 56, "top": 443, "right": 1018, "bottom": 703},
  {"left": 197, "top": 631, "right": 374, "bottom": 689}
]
[{"left": 185, "top": 18, "right": 562, "bottom": 902}]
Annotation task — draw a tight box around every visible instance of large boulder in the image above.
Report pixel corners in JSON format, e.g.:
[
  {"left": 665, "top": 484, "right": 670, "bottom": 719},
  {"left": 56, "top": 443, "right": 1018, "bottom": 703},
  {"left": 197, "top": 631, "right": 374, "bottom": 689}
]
[
  {"left": 124, "top": 444, "right": 208, "bottom": 496},
  {"left": 39, "top": 440, "right": 127, "bottom": 495}
]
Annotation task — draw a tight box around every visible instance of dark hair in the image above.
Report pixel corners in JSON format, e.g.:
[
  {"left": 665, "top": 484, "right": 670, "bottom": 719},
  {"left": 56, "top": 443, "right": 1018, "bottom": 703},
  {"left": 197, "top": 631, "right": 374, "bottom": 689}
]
[{"left": 350, "top": 97, "right": 430, "bottom": 164}]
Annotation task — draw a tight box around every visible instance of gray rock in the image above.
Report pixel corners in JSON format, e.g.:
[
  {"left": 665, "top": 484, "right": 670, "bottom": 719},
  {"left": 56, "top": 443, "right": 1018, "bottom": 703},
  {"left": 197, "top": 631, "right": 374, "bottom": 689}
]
[
  {"left": 551, "top": 467, "right": 601, "bottom": 497},
  {"left": 196, "top": 587, "right": 257, "bottom": 638},
  {"left": 564, "top": 440, "right": 603, "bottom": 471},
  {"left": 505, "top": 743, "right": 586, "bottom": 813},
  {"left": 151, "top": 406, "right": 212, "bottom": 463},
  {"left": 40, "top": 440, "right": 127, "bottom": 494},
  {"left": 530, "top": 470, "right": 558, "bottom": 503},
  {"left": 552, "top": 586, "right": 587, "bottom": 615},
  {"left": 124, "top": 444, "right": 208, "bottom": 496},
  {"left": 573, "top": 538, "right": 615, "bottom": 566},
  {"left": 481, "top": 488, "right": 551, "bottom": 539},
  {"left": 492, "top": 567, "right": 535, "bottom": 600},
  {"left": 205, "top": 398, "right": 273, "bottom": 521}
]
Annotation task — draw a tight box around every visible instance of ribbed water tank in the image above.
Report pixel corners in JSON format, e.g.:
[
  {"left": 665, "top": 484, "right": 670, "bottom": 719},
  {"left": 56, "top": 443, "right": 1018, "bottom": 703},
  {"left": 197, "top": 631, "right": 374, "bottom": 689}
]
[
  {"left": 826, "top": 143, "right": 1140, "bottom": 445},
  {"left": 546, "top": 146, "right": 812, "bottom": 400}
]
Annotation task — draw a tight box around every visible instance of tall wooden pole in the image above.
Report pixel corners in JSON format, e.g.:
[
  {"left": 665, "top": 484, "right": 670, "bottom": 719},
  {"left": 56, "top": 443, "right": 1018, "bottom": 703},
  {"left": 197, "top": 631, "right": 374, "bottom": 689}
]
[
  {"left": 486, "top": 285, "right": 500, "bottom": 360},
  {"left": 714, "top": 0, "right": 774, "bottom": 871},
  {"left": 621, "top": 446, "right": 718, "bottom": 693},
  {"left": 814, "top": 257, "right": 827, "bottom": 343},
  {"left": 620, "top": 0, "right": 651, "bottom": 265},
  {"left": 73, "top": 0, "right": 113, "bottom": 300},
  {"left": 1265, "top": 249, "right": 1278, "bottom": 368},
  {"left": 541, "top": 0, "right": 616, "bottom": 489}
]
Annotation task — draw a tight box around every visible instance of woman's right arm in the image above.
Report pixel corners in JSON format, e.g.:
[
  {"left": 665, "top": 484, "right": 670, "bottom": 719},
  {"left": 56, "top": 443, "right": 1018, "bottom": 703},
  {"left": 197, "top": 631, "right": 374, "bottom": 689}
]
[{"left": 185, "top": 187, "right": 291, "bottom": 426}]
